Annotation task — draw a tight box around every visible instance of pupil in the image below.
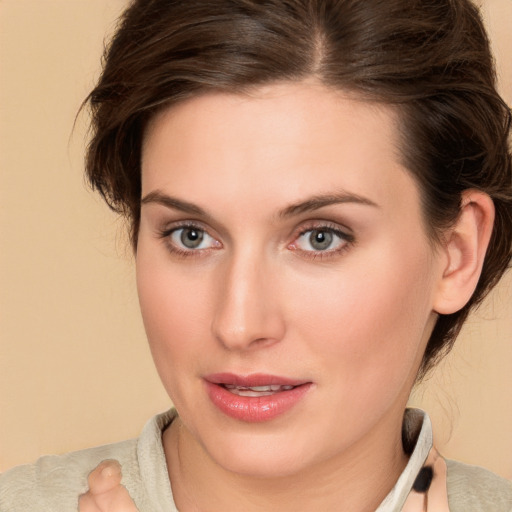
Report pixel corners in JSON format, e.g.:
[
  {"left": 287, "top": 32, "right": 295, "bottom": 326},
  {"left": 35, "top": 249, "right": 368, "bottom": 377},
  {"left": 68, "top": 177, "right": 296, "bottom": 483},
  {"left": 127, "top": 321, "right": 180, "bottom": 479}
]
[
  {"left": 181, "top": 228, "right": 203, "bottom": 248},
  {"left": 310, "top": 230, "right": 332, "bottom": 250}
]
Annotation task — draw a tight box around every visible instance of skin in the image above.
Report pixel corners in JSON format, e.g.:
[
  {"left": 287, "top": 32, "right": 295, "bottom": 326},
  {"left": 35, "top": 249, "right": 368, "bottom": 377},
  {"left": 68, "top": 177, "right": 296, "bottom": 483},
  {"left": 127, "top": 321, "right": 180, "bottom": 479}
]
[
  {"left": 78, "top": 81, "right": 494, "bottom": 511},
  {"left": 78, "top": 460, "right": 138, "bottom": 512}
]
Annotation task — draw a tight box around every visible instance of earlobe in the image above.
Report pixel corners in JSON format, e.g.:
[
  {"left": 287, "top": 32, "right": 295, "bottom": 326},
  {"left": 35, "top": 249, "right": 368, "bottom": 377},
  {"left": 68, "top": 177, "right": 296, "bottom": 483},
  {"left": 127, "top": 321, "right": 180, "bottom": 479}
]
[{"left": 433, "top": 190, "right": 495, "bottom": 315}]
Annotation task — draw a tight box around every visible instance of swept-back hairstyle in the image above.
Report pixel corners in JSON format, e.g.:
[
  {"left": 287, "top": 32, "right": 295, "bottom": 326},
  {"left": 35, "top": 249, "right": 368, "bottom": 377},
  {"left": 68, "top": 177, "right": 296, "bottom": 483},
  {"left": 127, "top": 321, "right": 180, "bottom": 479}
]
[{"left": 84, "top": 0, "right": 512, "bottom": 378}]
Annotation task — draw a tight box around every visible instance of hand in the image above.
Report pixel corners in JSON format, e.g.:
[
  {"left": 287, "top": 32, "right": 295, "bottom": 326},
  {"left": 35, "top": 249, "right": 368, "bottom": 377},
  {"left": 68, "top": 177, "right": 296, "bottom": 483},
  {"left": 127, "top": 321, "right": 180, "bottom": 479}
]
[{"left": 78, "top": 459, "right": 140, "bottom": 512}]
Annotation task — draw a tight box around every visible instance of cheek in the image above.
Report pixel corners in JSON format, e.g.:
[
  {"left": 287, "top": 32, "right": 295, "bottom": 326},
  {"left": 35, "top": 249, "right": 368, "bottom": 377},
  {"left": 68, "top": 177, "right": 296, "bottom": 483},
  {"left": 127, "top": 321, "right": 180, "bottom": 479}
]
[
  {"left": 284, "top": 241, "right": 435, "bottom": 390},
  {"left": 136, "top": 249, "right": 213, "bottom": 375}
]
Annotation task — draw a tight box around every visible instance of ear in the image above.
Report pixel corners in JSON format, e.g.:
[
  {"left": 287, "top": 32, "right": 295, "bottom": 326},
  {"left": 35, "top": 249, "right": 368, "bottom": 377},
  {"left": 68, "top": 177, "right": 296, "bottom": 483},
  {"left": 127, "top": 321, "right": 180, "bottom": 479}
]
[{"left": 433, "top": 190, "right": 495, "bottom": 315}]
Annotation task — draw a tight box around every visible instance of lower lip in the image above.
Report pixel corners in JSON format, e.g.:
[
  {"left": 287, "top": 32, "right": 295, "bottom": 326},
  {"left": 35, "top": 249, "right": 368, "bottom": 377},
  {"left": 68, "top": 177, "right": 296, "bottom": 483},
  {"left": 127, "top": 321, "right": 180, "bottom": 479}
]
[{"left": 204, "top": 381, "right": 312, "bottom": 422}]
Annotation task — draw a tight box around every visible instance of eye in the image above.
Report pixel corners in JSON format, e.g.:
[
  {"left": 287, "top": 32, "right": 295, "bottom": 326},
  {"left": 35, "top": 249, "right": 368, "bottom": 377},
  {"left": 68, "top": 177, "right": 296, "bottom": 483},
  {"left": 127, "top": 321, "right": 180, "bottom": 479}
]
[
  {"left": 291, "top": 226, "right": 353, "bottom": 254},
  {"left": 166, "top": 226, "right": 220, "bottom": 252}
]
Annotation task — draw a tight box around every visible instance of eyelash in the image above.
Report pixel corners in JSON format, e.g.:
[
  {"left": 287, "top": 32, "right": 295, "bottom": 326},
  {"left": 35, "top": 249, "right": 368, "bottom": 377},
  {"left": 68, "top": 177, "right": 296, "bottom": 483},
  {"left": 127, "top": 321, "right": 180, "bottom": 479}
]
[
  {"left": 157, "top": 222, "right": 220, "bottom": 259},
  {"left": 289, "top": 222, "right": 355, "bottom": 260},
  {"left": 157, "top": 221, "right": 355, "bottom": 260}
]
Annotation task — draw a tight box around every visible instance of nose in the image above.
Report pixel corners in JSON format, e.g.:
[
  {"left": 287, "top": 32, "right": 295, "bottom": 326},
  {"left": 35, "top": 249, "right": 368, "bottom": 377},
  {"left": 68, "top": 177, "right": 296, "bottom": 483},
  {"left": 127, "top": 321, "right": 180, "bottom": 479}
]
[{"left": 211, "top": 252, "right": 286, "bottom": 351}]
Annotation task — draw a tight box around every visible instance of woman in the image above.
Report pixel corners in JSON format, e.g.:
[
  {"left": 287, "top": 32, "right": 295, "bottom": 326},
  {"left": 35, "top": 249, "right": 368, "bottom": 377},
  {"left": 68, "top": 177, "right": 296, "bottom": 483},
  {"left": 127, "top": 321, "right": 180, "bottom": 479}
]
[{"left": 1, "top": 0, "right": 511, "bottom": 511}]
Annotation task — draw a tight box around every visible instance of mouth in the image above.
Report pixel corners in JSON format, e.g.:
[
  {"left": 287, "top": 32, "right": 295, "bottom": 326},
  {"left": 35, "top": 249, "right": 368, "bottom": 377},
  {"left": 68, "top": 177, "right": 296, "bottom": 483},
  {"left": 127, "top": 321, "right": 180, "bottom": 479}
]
[
  {"left": 222, "top": 384, "right": 296, "bottom": 397},
  {"left": 204, "top": 373, "right": 312, "bottom": 422}
]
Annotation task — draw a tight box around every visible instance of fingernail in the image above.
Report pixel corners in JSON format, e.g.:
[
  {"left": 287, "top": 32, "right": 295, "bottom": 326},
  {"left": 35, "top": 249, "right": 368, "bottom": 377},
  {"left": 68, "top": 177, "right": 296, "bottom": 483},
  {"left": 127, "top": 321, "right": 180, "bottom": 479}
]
[{"left": 101, "top": 466, "right": 114, "bottom": 478}]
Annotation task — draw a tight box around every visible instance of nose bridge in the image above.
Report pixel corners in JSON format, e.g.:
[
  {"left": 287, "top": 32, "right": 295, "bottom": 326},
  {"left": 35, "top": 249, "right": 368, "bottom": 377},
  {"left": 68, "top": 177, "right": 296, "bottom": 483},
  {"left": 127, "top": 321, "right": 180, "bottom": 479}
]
[{"left": 211, "top": 247, "right": 284, "bottom": 350}]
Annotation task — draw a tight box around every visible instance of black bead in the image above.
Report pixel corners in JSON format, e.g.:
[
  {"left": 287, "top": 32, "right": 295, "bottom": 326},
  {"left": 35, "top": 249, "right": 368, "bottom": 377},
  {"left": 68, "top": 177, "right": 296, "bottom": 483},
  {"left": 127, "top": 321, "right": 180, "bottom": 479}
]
[{"left": 412, "top": 466, "right": 433, "bottom": 493}]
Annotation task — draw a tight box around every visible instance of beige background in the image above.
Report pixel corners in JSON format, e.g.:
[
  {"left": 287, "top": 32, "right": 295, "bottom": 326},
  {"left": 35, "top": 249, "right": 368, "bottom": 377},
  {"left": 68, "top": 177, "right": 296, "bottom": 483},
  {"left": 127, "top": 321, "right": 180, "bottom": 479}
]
[{"left": 1, "top": 0, "right": 511, "bottom": 479}]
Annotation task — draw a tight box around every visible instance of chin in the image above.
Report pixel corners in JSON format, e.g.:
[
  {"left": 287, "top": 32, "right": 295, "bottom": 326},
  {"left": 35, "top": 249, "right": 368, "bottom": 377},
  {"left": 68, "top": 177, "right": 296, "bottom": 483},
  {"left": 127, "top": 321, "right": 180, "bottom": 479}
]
[{"left": 202, "top": 429, "right": 317, "bottom": 479}]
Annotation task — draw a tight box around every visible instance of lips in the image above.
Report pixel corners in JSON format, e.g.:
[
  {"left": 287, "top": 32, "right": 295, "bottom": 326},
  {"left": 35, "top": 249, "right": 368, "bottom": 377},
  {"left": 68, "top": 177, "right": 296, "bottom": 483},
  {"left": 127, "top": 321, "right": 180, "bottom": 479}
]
[{"left": 204, "top": 373, "right": 312, "bottom": 422}]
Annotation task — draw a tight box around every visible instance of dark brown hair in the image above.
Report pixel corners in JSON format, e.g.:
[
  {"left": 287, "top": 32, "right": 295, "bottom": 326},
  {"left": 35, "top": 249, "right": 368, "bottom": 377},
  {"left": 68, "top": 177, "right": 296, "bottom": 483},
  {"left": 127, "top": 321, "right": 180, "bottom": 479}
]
[{"left": 84, "top": 0, "right": 512, "bottom": 378}]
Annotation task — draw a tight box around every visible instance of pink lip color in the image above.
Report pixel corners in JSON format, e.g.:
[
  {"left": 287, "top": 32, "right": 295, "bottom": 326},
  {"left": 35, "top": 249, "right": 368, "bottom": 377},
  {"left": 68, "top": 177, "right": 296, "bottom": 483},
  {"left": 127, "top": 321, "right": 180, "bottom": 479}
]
[{"left": 204, "top": 373, "right": 312, "bottom": 422}]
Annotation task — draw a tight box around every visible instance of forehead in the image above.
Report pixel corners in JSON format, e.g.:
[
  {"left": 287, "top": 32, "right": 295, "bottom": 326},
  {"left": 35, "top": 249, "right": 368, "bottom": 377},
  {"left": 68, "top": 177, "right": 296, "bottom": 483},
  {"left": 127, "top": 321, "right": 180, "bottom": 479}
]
[{"left": 141, "top": 82, "right": 419, "bottom": 222}]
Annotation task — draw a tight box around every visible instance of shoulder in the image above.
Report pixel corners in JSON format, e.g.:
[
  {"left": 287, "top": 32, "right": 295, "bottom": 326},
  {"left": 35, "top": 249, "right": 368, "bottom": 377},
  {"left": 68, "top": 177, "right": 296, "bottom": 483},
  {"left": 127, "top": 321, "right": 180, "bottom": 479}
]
[
  {"left": 0, "top": 410, "right": 177, "bottom": 512},
  {"left": 0, "top": 438, "right": 138, "bottom": 512},
  {"left": 446, "top": 458, "right": 512, "bottom": 512}
]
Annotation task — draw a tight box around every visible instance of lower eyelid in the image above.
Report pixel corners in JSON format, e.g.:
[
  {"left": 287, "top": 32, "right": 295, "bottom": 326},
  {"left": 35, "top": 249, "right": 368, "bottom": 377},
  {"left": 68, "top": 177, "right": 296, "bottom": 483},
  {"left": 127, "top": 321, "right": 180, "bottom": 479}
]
[
  {"left": 289, "top": 227, "right": 354, "bottom": 256},
  {"left": 160, "top": 225, "right": 223, "bottom": 255},
  {"left": 158, "top": 223, "right": 352, "bottom": 257}
]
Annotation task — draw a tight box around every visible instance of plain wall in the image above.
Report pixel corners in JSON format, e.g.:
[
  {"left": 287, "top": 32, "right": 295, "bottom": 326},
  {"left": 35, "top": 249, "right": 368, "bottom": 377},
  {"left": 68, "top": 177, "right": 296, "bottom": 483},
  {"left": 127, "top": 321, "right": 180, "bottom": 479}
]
[{"left": 1, "top": 0, "right": 511, "bottom": 479}]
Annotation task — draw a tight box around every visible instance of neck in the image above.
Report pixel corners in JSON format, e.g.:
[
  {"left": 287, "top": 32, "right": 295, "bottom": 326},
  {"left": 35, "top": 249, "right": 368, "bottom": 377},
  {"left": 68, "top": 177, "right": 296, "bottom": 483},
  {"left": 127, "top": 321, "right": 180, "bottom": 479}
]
[{"left": 163, "top": 409, "right": 409, "bottom": 512}]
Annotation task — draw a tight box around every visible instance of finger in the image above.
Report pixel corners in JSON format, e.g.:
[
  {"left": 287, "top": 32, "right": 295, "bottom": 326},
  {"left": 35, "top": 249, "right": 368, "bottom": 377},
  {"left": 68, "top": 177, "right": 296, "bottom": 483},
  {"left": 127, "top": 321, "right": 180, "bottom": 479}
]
[
  {"left": 78, "top": 491, "right": 102, "bottom": 512},
  {"left": 91, "top": 486, "right": 140, "bottom": 512},
  {"left": 87, "top": 460, "right": 123, "bottom": 496}
]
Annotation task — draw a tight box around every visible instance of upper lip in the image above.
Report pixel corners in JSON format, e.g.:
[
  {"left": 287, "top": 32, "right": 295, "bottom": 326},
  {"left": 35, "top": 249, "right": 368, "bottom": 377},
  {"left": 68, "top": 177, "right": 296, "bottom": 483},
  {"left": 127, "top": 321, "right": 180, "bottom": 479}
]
[{"left": 204, "top": 373, "right": 310, "bottom": 387}]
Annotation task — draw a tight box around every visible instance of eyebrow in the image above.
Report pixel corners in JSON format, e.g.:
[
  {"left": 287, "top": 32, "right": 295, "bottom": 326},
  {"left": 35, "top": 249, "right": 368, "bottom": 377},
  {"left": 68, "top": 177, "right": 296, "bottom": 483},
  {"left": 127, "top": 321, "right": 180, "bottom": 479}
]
[
  {"left": 141, "top": 190, "right": 209, "bottom": 217},
  {"left": 278, "top": 192, "right": 379, "bottom": 218},
  {"left": 140, "top": 189, "right": 379, "bottom": 219}
]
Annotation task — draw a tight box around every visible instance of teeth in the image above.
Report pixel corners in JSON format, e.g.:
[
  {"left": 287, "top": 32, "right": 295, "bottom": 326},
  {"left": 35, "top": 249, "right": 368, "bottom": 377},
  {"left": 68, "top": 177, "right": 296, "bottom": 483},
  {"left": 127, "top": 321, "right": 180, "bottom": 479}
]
[
  {"left": 250, "top": 385, "right": 273, "bottom": 392},
  {"left": 231, "top": 389, "right": 274, "bottom": 397},
  {"left": 223, "top": 384, "right": 296, "bottom": 396}
]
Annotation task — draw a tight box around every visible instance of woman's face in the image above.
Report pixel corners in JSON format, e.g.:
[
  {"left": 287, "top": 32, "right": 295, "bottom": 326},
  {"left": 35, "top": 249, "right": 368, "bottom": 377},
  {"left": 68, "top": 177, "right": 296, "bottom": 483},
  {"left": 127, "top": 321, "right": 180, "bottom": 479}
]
[{"left": 137, "top": 82, "right": 444, "bottom": 477}]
